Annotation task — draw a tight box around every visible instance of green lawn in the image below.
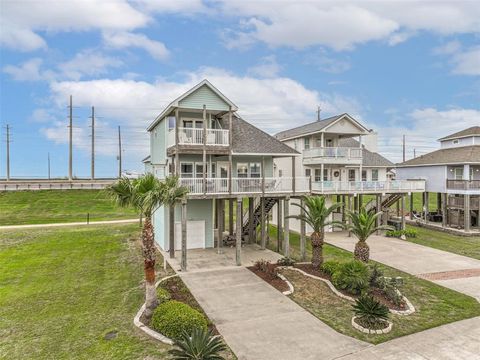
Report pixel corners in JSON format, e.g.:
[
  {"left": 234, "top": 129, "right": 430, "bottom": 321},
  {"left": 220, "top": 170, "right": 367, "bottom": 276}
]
[
  {"left": 0, "top": 224, "right": 172, "bottom": 359},
  {"left": 267, "top": 225, "right": 480, "bottom": 344},
  {"left": 404, "top": 225, "right": 480, "bottom": 260},
  {"left": 0, "top": 190, "right": 138, "bottom": 225}
]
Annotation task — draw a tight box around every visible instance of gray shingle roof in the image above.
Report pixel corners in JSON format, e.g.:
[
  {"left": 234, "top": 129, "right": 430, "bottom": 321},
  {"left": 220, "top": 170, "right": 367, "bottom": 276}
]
[
  {"left": 398, "top": 145, "right": 480, "bottom": 166},
  {"left": 222, "top": 115, "right": 299, "bottom": 155},
  {"left": 438, "top": 126, "right": 480, "bottom": 141},
  {"left": 274, "top": 114, "right": 344, "bottom": 141},
  {"left": 338, "top": 138, "right": 394, "bottom": 167}
]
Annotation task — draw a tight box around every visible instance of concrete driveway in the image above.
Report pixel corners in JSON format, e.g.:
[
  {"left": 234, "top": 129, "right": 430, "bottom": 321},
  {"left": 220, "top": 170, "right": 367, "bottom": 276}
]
[
  {"left": 327, "top": 232, "right": 480, "bottom": 301},
  {"left": 181, "top": 267, "right": 368, "bottom": 360}
]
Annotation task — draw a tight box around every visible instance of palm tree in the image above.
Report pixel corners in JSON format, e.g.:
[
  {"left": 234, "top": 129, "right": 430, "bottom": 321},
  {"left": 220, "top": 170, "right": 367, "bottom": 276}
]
[
  {"left": 346, "top": 206, "right": 393, "bottom": 262},
  {"left": 162, "top": 176, "right": 190, "bottom": 258},
  {"left": 105, "top": 174, "right": 187, "bottom": 319},
  {"left": 288, "top": 196, "right": 343, "bottom": 268}
]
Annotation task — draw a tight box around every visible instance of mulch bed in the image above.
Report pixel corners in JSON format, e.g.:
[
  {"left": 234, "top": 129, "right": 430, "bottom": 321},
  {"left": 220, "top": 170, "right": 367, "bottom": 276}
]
[
  {"left": 354, "top": 317, "right": 390, "bottom": 331},
  {"left": 293, "top": 263, "right": 407, "bottom": 311},
  {"left": 248, "top": 265, "right": 290, "bottom": 293}
]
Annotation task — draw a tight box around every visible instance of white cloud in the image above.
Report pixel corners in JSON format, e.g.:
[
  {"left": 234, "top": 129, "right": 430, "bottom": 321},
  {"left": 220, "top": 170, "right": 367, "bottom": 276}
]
[
  {"left": 103, "top": 31, "right": 169, "bottom": 60},
  {"left": 59, "top": 50, "right": 124, "bottom": 80},
  {"left": 304, "top": 52, "right": 351, "bottom": 74},
  {"left": 433, "top": 40, "right": 462, "bottom": 55},
  {"left": 2, "top": 58, "right": 54, "bottom": 81},
  {"left": 451, "top": 47, "right": 480, "bottom": 76},
  {"left": 40, "top": 68, "right": 362, "bottom": 162},
  {"left": 219, "top": 1, "right": 480, "bottom": 51},
  {"left": 247, "top": 56, "right": 281, "bottom": 78},
  {"left": 0, "top": 0, "right": 149, "bottom": 51}
]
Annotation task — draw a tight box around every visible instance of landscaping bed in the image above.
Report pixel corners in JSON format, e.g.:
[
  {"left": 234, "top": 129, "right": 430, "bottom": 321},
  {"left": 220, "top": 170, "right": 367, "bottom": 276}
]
[{"left": 248, "top": 262, "right": 290, "bottom": 293}]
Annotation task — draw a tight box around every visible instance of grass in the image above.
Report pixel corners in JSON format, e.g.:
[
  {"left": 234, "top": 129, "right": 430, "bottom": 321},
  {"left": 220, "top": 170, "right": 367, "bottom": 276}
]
[
  {"left": 403, "top": 225, "right": 480, "bottom": 260},
  {"left": 0, "top": 190, "right": 138, "bottom": 225},
  {"left": 267, "top": 225, "right": 480, "bottom": 344},
  {"left": 0, "top": 224, "right": 172, "bottom": 359}
]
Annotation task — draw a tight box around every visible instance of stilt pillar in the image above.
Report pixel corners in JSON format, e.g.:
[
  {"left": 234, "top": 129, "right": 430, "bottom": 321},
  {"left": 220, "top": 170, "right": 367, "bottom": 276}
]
[
  {"left": 464, "top": 194, "right": 471, "bottom": 232},
  {"left": 376, "top": 194, "right": 381, "bottom": 234},
  {"left": 229, "top": 199, "right": 234, "bottom": 235},
  {"left": 442, "top": 193, "right": 448, "bottom": 227},
  {"left": 236, "top": 197, "right": 242, "bottom": 265},
  {"left": 181, "top": 199, "right": 187, "bottom": 271},
  {"left": 284, "top": 196, "right": 290, "bottom": 257},
  {"left": 277, "top": 198, "right": 283, "bottom": 252},
  {"left": 300, "top": 197, "right": 306, "bottom": 262},
  {"left": 248, "top": 197, "right": 254, "bottom": 243},
  {"left": 260, "top": 197, "right": 266, "bottom": 250},
  {"left": 401, "top": 194, "right": 406, "bottom": 230},
  {"left": 409, "top": 192, "right": 414, "bottom": 220},
  {"left": 217, "top": 199, "right": 223, "bottom": 254}
]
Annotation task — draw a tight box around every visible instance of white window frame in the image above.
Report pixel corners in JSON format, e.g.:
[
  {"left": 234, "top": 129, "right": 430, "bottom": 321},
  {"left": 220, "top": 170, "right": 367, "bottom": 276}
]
[
  {"left": 180, "top": 162, "right": 194, "bottom": 178},
  {"left": 237, "top": 163, "right": 248, "bottom": 178},
  {"left": 372, "top": 169, "right": 379, "bottom": 181}
]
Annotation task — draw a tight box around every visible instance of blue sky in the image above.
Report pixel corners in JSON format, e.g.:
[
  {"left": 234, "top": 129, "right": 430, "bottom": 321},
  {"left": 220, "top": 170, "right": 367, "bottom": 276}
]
[{"left": 1, "top": 0, "right": 479, "bottom": 178}]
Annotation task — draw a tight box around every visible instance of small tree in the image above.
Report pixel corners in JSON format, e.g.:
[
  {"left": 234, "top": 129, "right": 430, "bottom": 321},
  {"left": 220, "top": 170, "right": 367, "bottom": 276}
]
[
  {"left": 169, "top": 328, "right": 226, "bottom": 360},
  {"left": 289, "top": 196, "right": 343, "bottom": 268},
  {"left": 346, "top": 206, "right": 393, "bottom": 262},
  {"left": 106, "top": 174, "right": 187, "bottom": 319}
]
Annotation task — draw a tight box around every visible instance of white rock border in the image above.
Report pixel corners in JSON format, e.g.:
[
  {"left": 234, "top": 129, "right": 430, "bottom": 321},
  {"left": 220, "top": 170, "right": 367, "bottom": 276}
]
[
  {"left": 277, "top": 273, "right": 294, "bottom": 295},
  {"left": 133, "top": 274, "right": 179, "bottom": 345},
  {"left": 279, "top": 266, "right": 415, "bottom": 315},
  {"left": 351, "top": 316, "right": 392, "bottom": 334}
]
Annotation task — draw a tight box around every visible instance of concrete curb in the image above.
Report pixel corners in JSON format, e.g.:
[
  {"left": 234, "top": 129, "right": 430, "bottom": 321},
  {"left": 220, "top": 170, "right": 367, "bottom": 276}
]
[
  {"left": 277, "top": 273, "right": 294, "bottom": 295},
  {"left": 352, "top": 316, "right": 393, "bottom": 335},
  {"left": 133, "top": 274, "right": 179, "bottom": 345},
  {"left": 281, "top": 266, "right": 415, "bottom": 315}
]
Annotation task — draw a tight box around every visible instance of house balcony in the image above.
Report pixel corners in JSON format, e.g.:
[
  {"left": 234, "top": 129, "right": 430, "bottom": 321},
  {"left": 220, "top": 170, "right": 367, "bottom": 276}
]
[
  {"left": 448, "top": 196, "right": 480, "bottom": 209},
  {"left": 311, "top": 180, "right": 426, "bottom": 194},
  {"left": 302, "top": 147, "right": 362, "bottom": 165},
  {"left": 179, "top": 177, "right": 311, "bottom": 198},
  {"left": 446, "top": 180, "right": 480, "bottom": 194},
  {"left": 168, "top": 127, "right": 229, "bottom": 147}
]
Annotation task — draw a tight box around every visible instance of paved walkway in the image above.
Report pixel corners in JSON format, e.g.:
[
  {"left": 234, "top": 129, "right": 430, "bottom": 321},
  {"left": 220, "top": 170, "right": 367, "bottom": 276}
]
[
  {"left": 327, "top": 232, "right": 480, "bottom": 301},
  {"left": 181, "top": 267, "right": 368, "bottom": 360},
  {"left": 0, "top": 218, "right": 139, "bottom": 230}
]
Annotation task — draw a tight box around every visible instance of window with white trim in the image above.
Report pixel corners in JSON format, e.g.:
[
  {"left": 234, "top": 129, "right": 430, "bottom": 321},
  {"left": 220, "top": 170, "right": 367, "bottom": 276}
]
[
  {"left": 180, "top": 163, "right": 194, "bottom": 178},
  {"left": 250, "top": 162, "right": 261, "bottom": 178},
  {"left": 304, "top": 137, "right": 310, "bottom": 150},
  {"left": 314, "top": 169, "right": 322, "bottom": 182},
  {"left": 237, "top": 163, "right": 248, "bottom": 178},
  {"left": 372, "top": 169, "right": 379, "bottom": 181}
]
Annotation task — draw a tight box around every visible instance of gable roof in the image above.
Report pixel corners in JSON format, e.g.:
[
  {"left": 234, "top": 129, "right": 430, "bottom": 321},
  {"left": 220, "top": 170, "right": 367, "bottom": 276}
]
[
  {"left": 397, "top": 145, "right": 480, "bottom": 167},
  {"left": 338, "top": 138, "right": 394, "bottom": 167},
  {"left": 223, "top": 115, "right": 299, "bottom": 155},
  {"left": 438, "top": 126, "right": 480, "bottom": 141},
  {"left": 147, "top": 79, "right": 238, "bottom": 131},
  {"left": 274, "top": 113, "right": 369, "bottom": 141},
  {"left": 142, "top": 155, "right": 151, "bottom": 163}
]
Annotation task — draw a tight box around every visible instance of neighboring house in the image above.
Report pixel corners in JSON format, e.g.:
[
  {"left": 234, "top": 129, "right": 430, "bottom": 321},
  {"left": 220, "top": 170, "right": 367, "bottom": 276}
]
[
  {"left": 273, "top": 114, "right": 424, "bottom": 233},
  {"left": 396, "top": 126, "right": 480, "bottom": 232},
  {"left": 147, "top": 80, "right": 306, "bottom": 264},
  {"left": 142, "top": 155, "right": 152, "bottom": 174}
]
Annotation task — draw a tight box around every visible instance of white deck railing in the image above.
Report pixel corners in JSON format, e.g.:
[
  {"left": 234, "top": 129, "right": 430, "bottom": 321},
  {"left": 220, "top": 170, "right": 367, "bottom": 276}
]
[
  {"left": 303, "top": 147, "right": 362, "bottom": 159},
  {"left": 311, "top": 180, "right": 425, "bottom": 193},
  {"left": 168, "top": 127, "right": 230, "bottom": 146},
  {"left": 179, "top": 177, "right": 310, "bottom": 195}
]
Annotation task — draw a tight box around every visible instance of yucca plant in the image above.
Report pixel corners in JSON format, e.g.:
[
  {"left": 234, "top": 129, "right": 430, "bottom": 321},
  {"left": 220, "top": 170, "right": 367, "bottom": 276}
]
[
  {"left": 288, "top": 196, "right": 343, "bottom": 268},
  {"left": 352, "top": 295, "right": 389, "bottom": 329},
  {"left": 169, "top": 328, "right": 227, "bottom": 360},
  {"left": 346, "top": 206, "right": 393, "bottom": 262}
]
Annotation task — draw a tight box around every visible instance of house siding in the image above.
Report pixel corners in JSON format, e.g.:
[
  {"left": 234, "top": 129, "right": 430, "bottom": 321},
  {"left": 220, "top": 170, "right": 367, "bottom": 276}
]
[
  {"left": 179, "top": 84, "right": 230, "bottom": 111},
  {"left": 396, "top": 165, "right": 447, "bottom": 192}
]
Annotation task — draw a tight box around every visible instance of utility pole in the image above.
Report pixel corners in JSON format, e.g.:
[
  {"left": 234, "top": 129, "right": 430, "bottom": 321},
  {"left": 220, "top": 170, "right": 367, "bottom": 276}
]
[
  {"left": 90, "top": 106, "right": 95, "bottom": 180},
  {"left": 118, "top": 126, "right": 122, "bottom": 178},
  {"left": 68, "top": 95, "right": 73, "bottom": 180},
  {"left": 414, "top": 148, "right": 416, "bottom": 158},
  {"left": 48, "top": 152, "right": 51, "bottom": 179},
  {"left": 5, "top": 124, "right": 10, "bottom": 181},
  {"left": 402, "top": 134, "right": 406, "bottom": 163},
  {"left": 317, "top": 106, "right": 321, "bottom": 121}
]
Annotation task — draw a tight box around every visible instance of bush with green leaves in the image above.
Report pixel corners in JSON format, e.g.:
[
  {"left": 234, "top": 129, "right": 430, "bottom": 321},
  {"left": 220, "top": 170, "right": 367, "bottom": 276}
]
[
  {"left": 168, "top": 328, "right": 226, "bottom": 360},
  {"left": 277, "top": 257, "right": 296, "bottom": 267},
  {"left": 157, "top": 287, "right": 171, "bottom": 304},
  {"left": 151, "top": 301, "right": 208, "bottom": 340},
  {"left": 352, "top": 295, "right": 389, "bottom": 329},
  {"left": 332, "top": 260, "right": 369, "bottom": 295},
  {"left": 368, "top": 264, "right": 384, "bottom": 288},
  {"left": 320, "top": 260, "right": 341, "bottom": 276},
  {"left": 386, "top": 229, "right": 418, "bottom": 238}
]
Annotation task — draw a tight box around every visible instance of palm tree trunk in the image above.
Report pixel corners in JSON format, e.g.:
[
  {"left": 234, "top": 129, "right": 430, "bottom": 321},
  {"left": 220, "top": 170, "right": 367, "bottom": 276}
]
[
  {"left": 354, "top": 240, "right": 370, "bottom": 262},
  {"left": 311, "top": 231, "right": 324, "bottom": 268},
  {"left": 169, "top": 205, "right": 175, "bottom": 258},
  {"left": 142, "top": 216, "right": 158, "bottom": 320}
]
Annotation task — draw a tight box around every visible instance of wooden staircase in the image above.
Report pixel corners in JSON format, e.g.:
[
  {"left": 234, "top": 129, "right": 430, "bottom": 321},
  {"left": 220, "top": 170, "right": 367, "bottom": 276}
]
[
  {"left": 367, "top": 193, "right": 403, "bottom": 212},
  {"left": 242, "top": 197, "right": 277, "bottom": 237}
]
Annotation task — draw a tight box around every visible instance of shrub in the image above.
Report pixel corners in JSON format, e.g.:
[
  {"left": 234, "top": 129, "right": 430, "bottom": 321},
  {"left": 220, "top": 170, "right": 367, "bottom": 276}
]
[
  {"left": 386, "top": 229, "right": 418, "bottom": 238},
  {"left": 368, "top": 264, "right": 384, "bottom": 288},
  {"left": 169, "top": 328, "right": 226, "bottom": 360},
  {"left": 151, "top": 301, "right": 208, "bottom": 340},
  {"left": 320, "top": 260, "right": 341, "bottom": 276},
  {"left": 382, "top": 277, "right": 404, "bottom": 306},
  {"left": 253, "top": 259, "right": 277, "bottom": 278},
  {"left": 332, "top": 260, "right": 369, "bottom": 295},
  {"left": 352, "top": 295, "right": 389, "bottom": 329},
  {"left": 157, "top": 287, "right": 171, "bottom": 304},
  {"left": 277, "top": 257, "right": 296, "bottom": 267},
  {"left": 403, "top": 228, "right": 418, "bottom": 238}
]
